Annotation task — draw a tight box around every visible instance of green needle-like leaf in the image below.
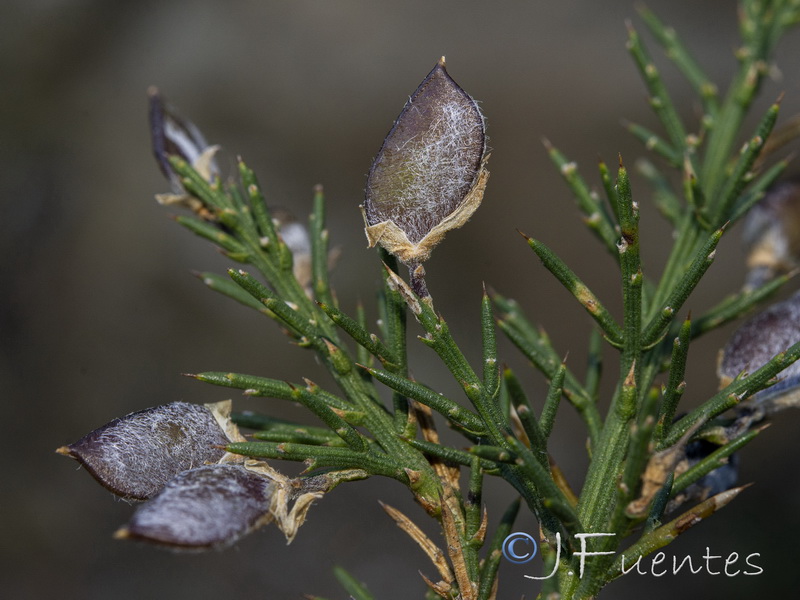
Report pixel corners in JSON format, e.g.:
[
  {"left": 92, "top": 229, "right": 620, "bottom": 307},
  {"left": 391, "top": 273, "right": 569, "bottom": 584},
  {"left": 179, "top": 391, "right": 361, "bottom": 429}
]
[
  {"left": 468, "top": 444, "right": 516, "bottom": 463},
  {"left": 711, "top": 101, "right": 780, "bottom": 226},
  {"left": 543, "top": 139, "right": 620, "bottom": 257},
  {"left": 540, "top": 359, "right": 567, "bottom": 440},
  {"left": 615, "top": 386, "right": 660, "bottom": 530},
  {"left": 481, "top": 288, "right": 500, "bottom": 397},
  {"left": 175, "top": 215, "right": 249, "bottom": 258},
  {"left": 598, "top": 159, "right": 620, "bottom": 224},
  {"left": 692, "top": 270, "right": 795, "bottom": 337},
  {"left": 333, "top": 566, "right": 376, "bottom": 600},
  {"left": 641, "top": 225, "right": 725, "bottom": 346},
  {"left": 671, "top": 426, "right": 763, "bottom": 495},
  {"left": 404, "top": 439, "right": 499, "bottom": 473},
  {"left": 494, "top": 292, "right": 600, "bottom": 442},
  {"left": 190, "top": 371, "right": 354, "bottom": 413},
  {"left": 233, "top": 413, "right": 348, "bottom": 446},
  {"left": 229, "top": 268, "right": 324, "bottom": 342},
  {"left": 362, "top": 365, "right": 485, "bottom": 434},
  {"left": 227, "top": 441, "right": 405, "bottom": 481},
  {"left": 522, "top": 234, "right": 624, "bottom": 346},
  {"left": 288, "top": 383, "right": 369, "bottom": 452},
  {"left": 238, "top": 160, "right": 280, "bottom": 245},
  {"left": 643, "top": 472, "right": 674, "bottom": 534},
  {"left": 626, "top": 22, "right": 689, "bottom": 156},
  {"left": 309, "top": 184, "right": 335, "bottom": 306},
  {"left": 193, "top": 270, "right": 265, "bottom": 311},
  {"left": 504, "top": 367, "right": 547, "bottom": 454},
  {"left": 636, "top": 158, "right": 682, "bottom": 226},
  {"left": 655, "top": 316, "right": 692, "bottom": 442},
  {"left": 318, "top": 301, "right": 399, "bottom": 368},
  {"left": 477, "top": 499, "right": 520, "bottom": 600},
  {"left": 170, "top": 156, "right": 231, "bottom": 212},
  {"left": 637, "top": 5, "right": 720, "bottom": 115},
  {"left": 729, "top": 156, "right": 791, "bottom": 226},
  {"left": 625, "top": 121, "right": 681, "bottom": 166},
  {"left": 616, "top": 160, "right": 642, "bottom": 395}
]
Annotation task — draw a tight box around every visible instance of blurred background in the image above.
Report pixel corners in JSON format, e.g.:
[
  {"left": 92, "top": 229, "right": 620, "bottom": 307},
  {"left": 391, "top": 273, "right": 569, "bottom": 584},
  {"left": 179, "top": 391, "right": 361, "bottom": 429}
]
[{"left": 3, "top": 0, "right": 800, "bottom": 598}]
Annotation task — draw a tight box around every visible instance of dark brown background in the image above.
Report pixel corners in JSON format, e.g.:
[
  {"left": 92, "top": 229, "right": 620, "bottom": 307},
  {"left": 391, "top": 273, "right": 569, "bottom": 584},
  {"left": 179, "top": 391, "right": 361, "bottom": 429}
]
[{"left": 3, "top": 0, "right": 800, "bottom": 598}]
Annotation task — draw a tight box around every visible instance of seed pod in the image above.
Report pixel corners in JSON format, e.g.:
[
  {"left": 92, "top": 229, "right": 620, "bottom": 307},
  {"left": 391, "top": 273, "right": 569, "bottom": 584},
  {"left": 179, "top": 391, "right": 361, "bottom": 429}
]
[
  {"left": 116, "top": 464, "right": 274, "bottom": 549},
  {"left": 741, "top": 181, "right": 800, "bottom": 289},
  {"left": 148, "top": 87, "right": 220, "bottom": 217},
  {"left": 362, "top": 57, "right": 488, "bottom": 265},
  {"left": 666, "top": 437, "right": 740, "bottom": 513},
  {"left": 718, "top": 290, "right": 800, "bottom": 403},
  {"left": 57, "top": 401, "right": 239, "bottom": 500},
  {"left": 149, "top": 87, "right": 220, "bottom": 189},
  {"left": 684, "top": 438, "right": 739, "bottom": 497}
]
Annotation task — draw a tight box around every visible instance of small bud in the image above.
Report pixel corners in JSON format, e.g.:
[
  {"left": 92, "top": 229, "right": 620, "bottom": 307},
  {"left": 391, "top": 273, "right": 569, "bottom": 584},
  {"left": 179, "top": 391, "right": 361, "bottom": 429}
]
[
  {"left": 57, "top": 401, "right": 240, "bottom": 500},
  {"left": 273, "top": 208, "right": 312, "bottom": 291},
  {"left": 362, "top": 57, "right": 488, "bottom": 265},
  {"left": 117, "top": 464, "right": 274, "bottom": 549},
  {"left": 718, "top": 290, "right": 800, "bottom": 401},
  {"left": 741, "top": 181, "right": 800, "bottom": 288},
  {"left": 148, "top": 87, "right": 220, "bottom": 211}
]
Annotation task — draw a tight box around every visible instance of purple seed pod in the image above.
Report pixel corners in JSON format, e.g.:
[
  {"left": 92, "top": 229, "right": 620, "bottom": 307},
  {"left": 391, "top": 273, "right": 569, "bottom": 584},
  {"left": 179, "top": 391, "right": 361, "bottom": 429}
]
[
  {"left": 718, "top": 290, "right": 800, "bottom": 401},
  {"left": 741, "top": 181, "right": 800, "bottom": 289},
  {"left": 57, "top": 402, "right": 235, "bottom": 500},
  {"left": 666, "top": 437, "right": 741, "bottom": 513},
  {"left": 685, "top": 438, "right": 740, "bottom": 497},
  {"left": 117, "top": 464, "right": 275, "bottom": 550},
  {"left": 362, "top": 57, "right": 488, "bottom": 265},
  {"left": 148, "top": 87, "right": 220, "bottom": 194}
]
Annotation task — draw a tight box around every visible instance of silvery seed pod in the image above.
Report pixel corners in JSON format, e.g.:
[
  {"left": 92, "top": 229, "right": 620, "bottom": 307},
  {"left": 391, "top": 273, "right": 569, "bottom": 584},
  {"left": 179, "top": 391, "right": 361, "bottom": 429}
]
[
  {"left": 148, "top": 87, "right": 220, "bottom": 190},
  {"left": 116, "top": 464, "right": 275, "bottom": 550},
  {"left": 741, "top": 181, "right": 800, "bottom": 289},
  {"left": 685, "top": 438, "right": 740, "bottom": 497},
  {"left": 666, "top": 437, "right": 740, "bottom": 513},
  {"left": 718, "top": 290, "right": 800, "bottom": 411},
  {"left": 57, "top": 401, "right": 243, "bottom": 500},
  {"left": 362, "top": 57, "right": 488, "bottom": 266}
]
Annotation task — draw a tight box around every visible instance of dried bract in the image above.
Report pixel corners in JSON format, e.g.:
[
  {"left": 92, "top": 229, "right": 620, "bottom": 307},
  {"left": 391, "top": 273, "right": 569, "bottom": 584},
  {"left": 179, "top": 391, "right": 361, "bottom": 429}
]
[
  {"left": 117, "top": 464, "right": 274, "bottom": 549},
  {"left": 57, "top": 401, "right": 240, "bottom": 500},
  {"left": 362, "top": 57, "right": 488, "bottom": 265}
]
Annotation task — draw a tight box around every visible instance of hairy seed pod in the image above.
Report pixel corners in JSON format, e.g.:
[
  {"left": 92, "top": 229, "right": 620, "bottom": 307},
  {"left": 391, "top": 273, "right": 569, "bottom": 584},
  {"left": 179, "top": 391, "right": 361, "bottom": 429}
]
[
  {"left": 57, "top": 401, "right": 237, "bottom": 500},
  {"left": 148, "top": 86, "right": 220, "bottom": 193},
  {"left": 685, "top": 438, "right": 739, "bottom": 497},
  {"left": 362, "top": 57, "right": 488, "bottom": 265},
  {"left": 116, "top": 464, "right": 274, "bottom": 549},
  {"left": 666, "top": 437, "right": 740, "bottom": 513},
  {"left": 741, "top": 181, "right": 800, "bottom": 289},
  {"left": 148, "top": 87, "right": 221, "bottom": 222},
  {"left": 718, "top": 290, "right": 800, "bottom": 400}
]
